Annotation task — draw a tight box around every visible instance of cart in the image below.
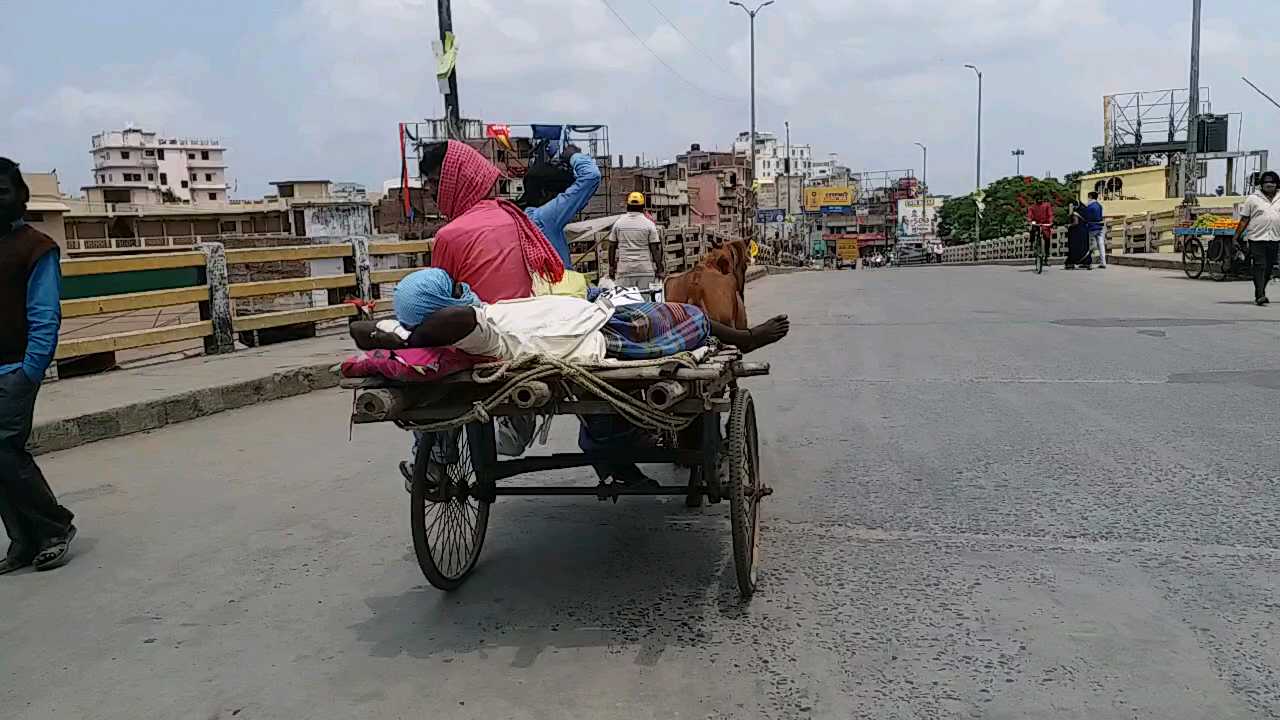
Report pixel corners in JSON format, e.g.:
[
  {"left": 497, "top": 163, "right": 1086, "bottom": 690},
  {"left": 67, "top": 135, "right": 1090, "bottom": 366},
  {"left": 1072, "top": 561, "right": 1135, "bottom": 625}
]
[
  {"left": 1176, "top": 227, "right": 1249, "bottom": 281},
  {"left": 342, "top": 345, "right": 772, "bottom": 598}
]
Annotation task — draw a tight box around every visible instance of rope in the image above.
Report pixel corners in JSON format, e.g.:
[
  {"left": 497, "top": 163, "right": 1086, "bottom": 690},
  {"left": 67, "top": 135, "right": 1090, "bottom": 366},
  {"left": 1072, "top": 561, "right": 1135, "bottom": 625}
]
[{"left": 399, "top": 352, "right": 707, "bottom": 434}]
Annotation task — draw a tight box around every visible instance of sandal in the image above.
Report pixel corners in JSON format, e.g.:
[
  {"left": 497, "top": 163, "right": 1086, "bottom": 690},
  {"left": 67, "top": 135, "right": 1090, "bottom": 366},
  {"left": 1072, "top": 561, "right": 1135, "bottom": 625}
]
[{"left": 33, "top": 525, "right": 76, "bottom": 571}]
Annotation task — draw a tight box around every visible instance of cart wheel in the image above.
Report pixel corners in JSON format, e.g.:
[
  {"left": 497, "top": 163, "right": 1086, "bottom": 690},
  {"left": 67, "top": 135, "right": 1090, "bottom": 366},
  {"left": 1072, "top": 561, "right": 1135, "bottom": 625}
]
[
  {"left": 1182, "top": 237, "right": 1205, "bottom": 279},
  {"left": 1206, "top": 237, "right": 1230, "bottom": 281},
  {"left": 410, "top": 428, "right": 490, "bottom": 591},
  {"left": 724, "top": 388, "right": 763, "bottom": 598}
]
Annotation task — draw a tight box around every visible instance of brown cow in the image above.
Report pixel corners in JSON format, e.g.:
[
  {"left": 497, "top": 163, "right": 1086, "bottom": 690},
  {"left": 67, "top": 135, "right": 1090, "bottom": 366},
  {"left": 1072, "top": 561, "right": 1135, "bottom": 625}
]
[{"left": 665, "top": 239, "right": 750, "bottom": 329}]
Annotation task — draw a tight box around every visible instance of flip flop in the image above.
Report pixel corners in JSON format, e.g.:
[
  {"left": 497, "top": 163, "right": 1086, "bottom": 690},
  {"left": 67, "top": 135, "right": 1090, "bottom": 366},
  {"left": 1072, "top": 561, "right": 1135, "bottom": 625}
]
[{"left": 33, "top": 526, "right": 76, "bottom": 571}]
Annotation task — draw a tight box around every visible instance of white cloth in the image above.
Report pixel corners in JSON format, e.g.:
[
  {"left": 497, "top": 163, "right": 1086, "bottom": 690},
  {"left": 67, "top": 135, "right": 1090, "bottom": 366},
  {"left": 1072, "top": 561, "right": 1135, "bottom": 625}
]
[
  {"left": 1241, "top": 191, "right": 1280, "bottom": 242},
  {"left": 610, "top": 211, "right": 660, "bottom": 277},
  {"left": 452, "top": 295, "right": 613, "bottom": 364}
]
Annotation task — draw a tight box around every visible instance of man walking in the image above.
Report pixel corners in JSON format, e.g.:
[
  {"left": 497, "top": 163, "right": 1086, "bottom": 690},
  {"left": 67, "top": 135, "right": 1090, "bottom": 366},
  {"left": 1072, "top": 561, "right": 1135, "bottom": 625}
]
[
  {"left": 0, "top": 158, "right": 75, "bottom": 574},
  {"left": 1084, "top": 191, "right": 1107, "bottom": 268},
  {"left": 608, "top": 192, "right": 663, "bottom": 288},
  {"left": 1234, "top": 170, "right": 1280, "bottom": 306}
]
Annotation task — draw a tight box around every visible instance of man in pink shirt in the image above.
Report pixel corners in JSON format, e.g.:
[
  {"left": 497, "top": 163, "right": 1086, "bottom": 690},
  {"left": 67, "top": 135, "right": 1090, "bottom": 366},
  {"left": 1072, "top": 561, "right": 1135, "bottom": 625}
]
[
  {"left": 403, "top": 140, "right": 566, "bottom": 485},
  {"left": 419, "top": 141, "right": 563, "bottom": 302}
]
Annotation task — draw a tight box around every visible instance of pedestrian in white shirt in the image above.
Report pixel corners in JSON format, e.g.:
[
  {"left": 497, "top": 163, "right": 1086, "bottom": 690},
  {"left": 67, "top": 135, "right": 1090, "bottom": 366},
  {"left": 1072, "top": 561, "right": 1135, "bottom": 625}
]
[
  {"left": 608, "top": 192, "right": 663, "bottom": 288},
  {"left": 1234, "top": 170, "right": 1280, "bottom": 306}
]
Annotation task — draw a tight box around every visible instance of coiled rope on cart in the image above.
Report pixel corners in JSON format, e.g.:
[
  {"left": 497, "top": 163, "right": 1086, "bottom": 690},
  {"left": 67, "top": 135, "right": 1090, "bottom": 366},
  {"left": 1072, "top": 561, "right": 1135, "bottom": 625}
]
[{"left": 401, "top": 351, "right": 705, "bottom": 435}]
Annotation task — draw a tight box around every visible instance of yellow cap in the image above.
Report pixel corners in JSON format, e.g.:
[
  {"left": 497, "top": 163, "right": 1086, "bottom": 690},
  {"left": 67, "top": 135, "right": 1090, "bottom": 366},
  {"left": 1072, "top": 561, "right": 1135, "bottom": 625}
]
[{"left": 626, "top": 192, "right": 645, "bottom": 206}]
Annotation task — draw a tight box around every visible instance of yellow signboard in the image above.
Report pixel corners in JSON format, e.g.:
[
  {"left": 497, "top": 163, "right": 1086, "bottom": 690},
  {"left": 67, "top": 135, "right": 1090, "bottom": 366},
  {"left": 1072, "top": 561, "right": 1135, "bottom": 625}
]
[
  {"left": 804, "top": 187, "right": 856, "bottom": 211},
  {"left": 836, "top": 237, "right": 860, "bottom": 261}
]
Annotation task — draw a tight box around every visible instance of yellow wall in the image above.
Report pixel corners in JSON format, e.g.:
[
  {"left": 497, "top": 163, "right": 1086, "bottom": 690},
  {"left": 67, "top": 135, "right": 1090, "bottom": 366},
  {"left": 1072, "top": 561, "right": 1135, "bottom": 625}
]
[{"left": 1078, "top": 166, "right": 1168, "bottom": 203}]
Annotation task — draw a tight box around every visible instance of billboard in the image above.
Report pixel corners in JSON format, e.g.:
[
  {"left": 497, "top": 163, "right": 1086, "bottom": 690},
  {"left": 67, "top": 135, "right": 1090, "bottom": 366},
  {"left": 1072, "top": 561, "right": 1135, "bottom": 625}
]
[
  {"left": 756, "top": 208, "right": 785, "bottom": 224},
  {"left": 804, "top": 186, "right": 856, "bottom": 211},
  {"left": 897, "top": 197, "right": 941, "bottom": 238}
]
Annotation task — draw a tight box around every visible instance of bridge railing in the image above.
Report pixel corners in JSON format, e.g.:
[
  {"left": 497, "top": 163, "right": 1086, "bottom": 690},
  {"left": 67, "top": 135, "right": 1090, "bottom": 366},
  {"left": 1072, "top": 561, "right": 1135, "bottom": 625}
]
[
  {"left": 940, "top": 228, "right": 1070, "bottom": 264},
  {"left": 54, "top": 225, "right": 726, "bottom": 377},
  {"left": 55, "top": 237, "right": 433, "bottom": 376}
]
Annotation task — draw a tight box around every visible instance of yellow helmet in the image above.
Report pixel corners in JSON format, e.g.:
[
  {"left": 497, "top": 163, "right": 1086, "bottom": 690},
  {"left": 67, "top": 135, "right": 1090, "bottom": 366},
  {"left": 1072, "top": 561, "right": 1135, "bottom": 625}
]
[{"left": 626, "top": 191, "right": 646, "bottom": 207}]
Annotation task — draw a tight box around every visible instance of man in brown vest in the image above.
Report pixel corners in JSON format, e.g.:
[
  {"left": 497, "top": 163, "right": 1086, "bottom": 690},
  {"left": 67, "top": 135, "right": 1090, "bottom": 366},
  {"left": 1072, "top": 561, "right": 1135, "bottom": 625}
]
[{"left": 0, "top": 158, "right": 75, "bottom": 574}]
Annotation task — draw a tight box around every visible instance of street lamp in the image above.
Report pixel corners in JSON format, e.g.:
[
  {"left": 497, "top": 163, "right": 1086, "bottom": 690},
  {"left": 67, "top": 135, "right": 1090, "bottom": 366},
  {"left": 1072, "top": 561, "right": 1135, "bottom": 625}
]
[
  {"left": 914, "top": 142, "right": 927, "bottom": 188},
  {"left": 730, "top": 1, "right": 774, "bottom": 245},
  {"left": 964, "top": 63, "right": 983, "bottom": 243},
  {"left": 1012, "top": 148, "right": 1025, "bottom": 175}
]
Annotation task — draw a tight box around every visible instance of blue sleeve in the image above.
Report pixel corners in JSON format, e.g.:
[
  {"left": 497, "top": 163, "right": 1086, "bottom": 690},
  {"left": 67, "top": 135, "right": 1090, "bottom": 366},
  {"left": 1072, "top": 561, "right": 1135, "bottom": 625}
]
[
  {"left": 530, "top": 153, "right": 602, "bottom": 233},
  {"left": 23, "top": 250, "right": 62, "bottom": 382}
]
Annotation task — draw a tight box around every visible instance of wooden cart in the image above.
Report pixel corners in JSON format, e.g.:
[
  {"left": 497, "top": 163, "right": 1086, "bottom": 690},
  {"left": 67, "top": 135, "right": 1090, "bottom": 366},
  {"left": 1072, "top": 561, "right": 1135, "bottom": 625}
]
[{"left": 343, "top": 345, "right": 772, "bottom": 598}]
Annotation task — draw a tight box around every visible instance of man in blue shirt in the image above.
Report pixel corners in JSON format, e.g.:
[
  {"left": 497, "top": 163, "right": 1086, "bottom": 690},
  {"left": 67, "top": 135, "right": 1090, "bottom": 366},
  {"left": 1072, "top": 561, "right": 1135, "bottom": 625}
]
[
  {"left": 0, "top": 158, "right": 75, "bottom": 574},
  {"left": 1084, "top": 191, "right": 1107, "bottom": 269},
  {"left": 522, "top": 144, "right": 601, "bottom": 267}
]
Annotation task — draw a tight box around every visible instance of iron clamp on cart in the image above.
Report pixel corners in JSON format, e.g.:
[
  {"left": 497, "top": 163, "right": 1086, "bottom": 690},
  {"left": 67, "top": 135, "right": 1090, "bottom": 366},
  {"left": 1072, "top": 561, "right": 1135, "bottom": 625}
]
[
  {"left": 1177, "top": 227, "right": 1251, "bottom": 281},
  {"left": 343, "top": 344, "right": 772, "bottom": 598}
]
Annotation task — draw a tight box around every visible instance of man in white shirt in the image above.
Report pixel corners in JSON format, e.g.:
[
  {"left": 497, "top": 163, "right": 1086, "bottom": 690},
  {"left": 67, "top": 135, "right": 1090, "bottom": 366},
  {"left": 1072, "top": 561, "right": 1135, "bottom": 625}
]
[
  {"left": 1234, "top": 170, "right": 1280, "bottom": 306},
  {"left": 608, "top": 192, "right": 663, "bottom": 288}
]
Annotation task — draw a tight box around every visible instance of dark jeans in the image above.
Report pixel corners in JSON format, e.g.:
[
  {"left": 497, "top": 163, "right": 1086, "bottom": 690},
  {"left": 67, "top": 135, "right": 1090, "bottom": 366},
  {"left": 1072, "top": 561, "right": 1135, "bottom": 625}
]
[
  {"left": 0, "top": 370, "right": 73, "bottom": 560},
  {"left": 1252, "top": 241, "right": 1279, "bottom": 300}
]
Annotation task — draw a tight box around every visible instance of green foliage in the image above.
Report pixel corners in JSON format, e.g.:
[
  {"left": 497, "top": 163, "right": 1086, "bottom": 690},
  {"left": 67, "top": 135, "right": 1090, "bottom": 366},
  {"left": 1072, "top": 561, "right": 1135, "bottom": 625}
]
[{"left": 938, "top": 176, "right": 1077, "bottom": 244}]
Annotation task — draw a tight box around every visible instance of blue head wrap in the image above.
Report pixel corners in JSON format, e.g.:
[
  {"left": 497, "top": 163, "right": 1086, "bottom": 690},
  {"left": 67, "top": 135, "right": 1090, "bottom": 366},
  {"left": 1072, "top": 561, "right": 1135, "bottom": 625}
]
[{"left": 393, "top": 268, "right": 481, "bottom": 327}]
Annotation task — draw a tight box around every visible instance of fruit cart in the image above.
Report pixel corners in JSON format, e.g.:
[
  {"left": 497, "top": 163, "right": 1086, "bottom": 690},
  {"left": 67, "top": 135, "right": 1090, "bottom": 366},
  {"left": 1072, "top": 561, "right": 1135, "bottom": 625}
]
[{"left": 1178, "top": 211, "right": 1243, "bottom": 280}]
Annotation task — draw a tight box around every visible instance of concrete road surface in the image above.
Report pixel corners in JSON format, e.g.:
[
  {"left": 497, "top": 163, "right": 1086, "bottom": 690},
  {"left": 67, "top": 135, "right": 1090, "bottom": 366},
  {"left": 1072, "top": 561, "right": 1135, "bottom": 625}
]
[{"left": 4, "top": 266, "right": 1280, "bottom": 719}]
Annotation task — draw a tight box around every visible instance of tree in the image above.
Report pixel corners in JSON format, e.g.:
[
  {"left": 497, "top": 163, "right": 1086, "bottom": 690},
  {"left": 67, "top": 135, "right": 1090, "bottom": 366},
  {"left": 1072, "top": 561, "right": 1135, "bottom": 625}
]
[{"left": 938, "top": 175, "right": 1077, "bottom": 244}]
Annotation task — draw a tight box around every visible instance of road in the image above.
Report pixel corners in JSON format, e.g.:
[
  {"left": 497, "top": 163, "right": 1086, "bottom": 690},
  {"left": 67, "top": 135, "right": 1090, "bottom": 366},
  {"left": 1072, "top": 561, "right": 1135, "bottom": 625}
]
[{"left": 4, "top": 265, "right": 1280, "bottom": 720}]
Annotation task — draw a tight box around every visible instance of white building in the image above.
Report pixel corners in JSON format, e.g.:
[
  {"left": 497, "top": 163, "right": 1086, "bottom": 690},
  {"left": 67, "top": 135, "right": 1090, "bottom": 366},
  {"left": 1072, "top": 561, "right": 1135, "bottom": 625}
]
[
  {"left": 733, "top": 130, "right": 815, "bottom": 183},
  {"left": 86, "top": 128, "right": 229, "bottom": 205}
]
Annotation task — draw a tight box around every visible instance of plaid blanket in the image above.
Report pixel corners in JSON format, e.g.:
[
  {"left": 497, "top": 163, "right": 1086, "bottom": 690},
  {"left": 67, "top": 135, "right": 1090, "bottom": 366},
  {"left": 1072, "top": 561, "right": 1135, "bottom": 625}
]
[{"left": 602, "top": 302, "right": 710, "bottom": 360}]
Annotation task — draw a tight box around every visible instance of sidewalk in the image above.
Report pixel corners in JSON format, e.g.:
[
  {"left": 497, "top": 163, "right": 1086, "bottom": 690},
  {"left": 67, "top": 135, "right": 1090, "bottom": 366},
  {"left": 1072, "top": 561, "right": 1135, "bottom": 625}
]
[
  {"left": 31, "top": 332, "right": 349, "bottom": 455},
  {"left": 1107, "top": 252, "right": 1181, "bottom": 271},
  {"left": 29, "top": 264, "right": 785, "bottom": 455}
]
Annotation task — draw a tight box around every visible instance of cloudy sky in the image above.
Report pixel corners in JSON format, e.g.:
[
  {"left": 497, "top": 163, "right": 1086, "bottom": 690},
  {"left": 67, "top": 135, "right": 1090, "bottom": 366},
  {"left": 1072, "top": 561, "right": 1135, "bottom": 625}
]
[{"left": 3, "top": 0, "right": 1277, "bottom": 199}]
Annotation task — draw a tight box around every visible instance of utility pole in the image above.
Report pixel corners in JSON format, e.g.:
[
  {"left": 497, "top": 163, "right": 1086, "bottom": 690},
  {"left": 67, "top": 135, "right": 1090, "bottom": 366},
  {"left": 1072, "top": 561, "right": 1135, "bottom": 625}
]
[
  {"left": 438, "top": 0, "right": 462, "bottom": 138},
  {"left": 914, "top": 142, "right": 927, "bottom": 188},
  {"left": 1012, "top": 148, "right": 1025, "bottom": 175},
  {"left": 730, "top": 1, "right": 774, "bottom": 246},
  {"left": 1184, "top": 0, "right": 1202, "bottom": 204},
  {"left": 965, "top": 64, "right": 983, "bottom": 242}
]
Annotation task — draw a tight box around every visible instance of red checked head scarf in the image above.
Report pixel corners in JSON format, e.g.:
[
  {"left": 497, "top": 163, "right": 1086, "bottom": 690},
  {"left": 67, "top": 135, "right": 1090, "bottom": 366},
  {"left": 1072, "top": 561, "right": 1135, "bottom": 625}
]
[{"left": 437, "top": 140, "right": 565, "bottom": 284}]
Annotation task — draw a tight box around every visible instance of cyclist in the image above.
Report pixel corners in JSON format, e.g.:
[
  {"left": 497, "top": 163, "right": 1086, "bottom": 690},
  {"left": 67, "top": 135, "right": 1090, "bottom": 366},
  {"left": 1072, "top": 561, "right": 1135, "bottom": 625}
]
[{"left": 1026, "top": 197, "right": 1054, "bottom": 268}]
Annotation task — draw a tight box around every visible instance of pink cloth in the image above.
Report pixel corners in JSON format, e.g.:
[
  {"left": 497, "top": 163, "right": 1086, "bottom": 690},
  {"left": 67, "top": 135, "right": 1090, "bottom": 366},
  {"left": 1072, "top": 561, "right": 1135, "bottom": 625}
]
[
  {"left": 433, "top": 200, "right": 535, "bottom": 302},
  {"left": 340, "top": 347, "right": 483, "bottom": 382},
  {"left": 431, "top": 140, "right": 564, "bottom": 298}
]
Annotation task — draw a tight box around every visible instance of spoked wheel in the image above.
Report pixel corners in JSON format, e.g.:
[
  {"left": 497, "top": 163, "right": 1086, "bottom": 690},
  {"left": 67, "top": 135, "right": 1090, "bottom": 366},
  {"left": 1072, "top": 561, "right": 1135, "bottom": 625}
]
[
  {"left": 725, "top": 388, "right": 765, "bottom": 598},
  {"left": 1182, "top": 237, "right": 1205, "bottom": 279},
  {"left": 1033, "top": 248, "right": 1044, "bottom": 275},
  {"left": 410, "top": 427, "right": 490, "bottom": 591}
]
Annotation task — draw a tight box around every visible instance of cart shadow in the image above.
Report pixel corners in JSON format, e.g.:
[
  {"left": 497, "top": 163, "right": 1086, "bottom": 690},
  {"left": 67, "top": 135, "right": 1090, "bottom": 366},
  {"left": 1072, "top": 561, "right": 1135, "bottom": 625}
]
[{"left": 351, "top": 494, "right": 751, "bottom": 667}]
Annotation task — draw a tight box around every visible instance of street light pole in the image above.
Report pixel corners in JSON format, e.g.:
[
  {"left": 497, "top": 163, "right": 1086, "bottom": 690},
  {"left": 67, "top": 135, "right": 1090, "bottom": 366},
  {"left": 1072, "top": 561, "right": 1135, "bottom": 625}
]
[
  {"left": 914, "top": 142, "right": 927, "bottom": 188},
  {"left": 785, "top": 120, "right": 792, "bottom": 253},
  {"left": 965, "top": 64, "right": 983, "bottom": 242},
  {"left": 1184, "top": 0, "right": 1202, "bottom": 204},
  {"left": 1012, "top": 148, "right": 1025, "bottom": 175},
  {"left": 730, "top": 1, "right": 774, "bottom": 245}
]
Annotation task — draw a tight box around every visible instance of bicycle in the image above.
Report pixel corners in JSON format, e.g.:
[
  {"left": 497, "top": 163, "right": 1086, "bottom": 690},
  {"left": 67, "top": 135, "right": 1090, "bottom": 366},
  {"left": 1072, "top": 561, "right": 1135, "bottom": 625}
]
[{"left": 1031, "top": 224, "right": 1050, "bottom": 274}]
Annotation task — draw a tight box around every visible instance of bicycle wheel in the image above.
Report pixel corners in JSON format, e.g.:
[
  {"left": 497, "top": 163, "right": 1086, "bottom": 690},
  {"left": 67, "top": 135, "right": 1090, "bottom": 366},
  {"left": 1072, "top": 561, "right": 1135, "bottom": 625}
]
[
  {"left": 410, "top": 427, "right": 490, "bottom": 591},
  {"left": 1034, "top": 246, "right": 1044, "bottom": 274},
  {"left": 1182, "top": 237, "right": 1206, "bottom": 279}
]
